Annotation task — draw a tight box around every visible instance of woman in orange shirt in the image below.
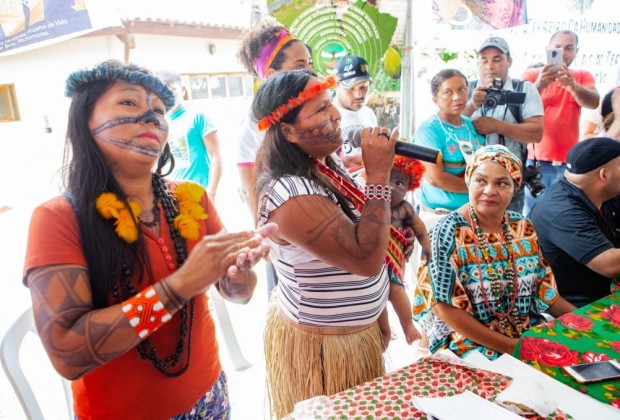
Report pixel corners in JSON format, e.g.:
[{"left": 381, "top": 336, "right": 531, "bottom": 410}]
[{"left": 23, "top": 60, "right": 276, "bottom": 419}]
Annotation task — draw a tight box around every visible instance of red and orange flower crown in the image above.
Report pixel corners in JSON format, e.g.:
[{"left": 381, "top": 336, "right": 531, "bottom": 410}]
[
  {"left": 257, "top": 75, "right": 337, "bottom": 131},
  {"left": 393, "top": 156, "right": 425, "bottom": 191}
]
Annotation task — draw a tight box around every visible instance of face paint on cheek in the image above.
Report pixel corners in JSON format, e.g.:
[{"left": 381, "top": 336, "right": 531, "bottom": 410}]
[
  {"left": 138, "top": 109, "right": 161, "bottom": 125},
  {"left": 91, "top": 110, "right": 168, "bottom": 135},
  {"left": 95, "top": 134, "right": 161, "bottom": 157},
  {"left": 295, "top": 120, "right": 341, "bottom": 144}
]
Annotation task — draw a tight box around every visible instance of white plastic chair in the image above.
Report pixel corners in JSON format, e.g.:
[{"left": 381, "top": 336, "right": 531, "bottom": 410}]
[
  {"left": 0, "top": 307, "right": 74, "bottom": 420},
  {"left": 208, "top": 289, "right": 252, "bottom": 370}
]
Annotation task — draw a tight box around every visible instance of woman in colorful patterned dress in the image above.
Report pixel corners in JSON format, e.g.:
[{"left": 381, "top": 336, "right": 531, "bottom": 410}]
[
  {"left": 413, "top": 145, "right": 575, "bottom": 360},
  {"left": 22, "top": 60, "right": 276, "bottom": 419}
]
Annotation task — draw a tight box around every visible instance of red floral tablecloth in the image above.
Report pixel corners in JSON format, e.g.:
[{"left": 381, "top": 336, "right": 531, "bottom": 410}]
[
  {"left": 286, "top": 354, "right": 570, "bottom": 419},
  {"left": 514, "top": 291, "right": 620, "bottom": 410}
]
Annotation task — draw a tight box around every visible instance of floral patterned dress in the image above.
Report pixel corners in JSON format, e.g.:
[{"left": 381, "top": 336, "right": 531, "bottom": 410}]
[{"left": 413, "top": 210, "right": 559, "bottom": 360}]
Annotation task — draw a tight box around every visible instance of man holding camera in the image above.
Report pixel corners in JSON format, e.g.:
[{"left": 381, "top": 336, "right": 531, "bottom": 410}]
[
  {"left": 530, "top": 137, "right": 620, "bottom": 308},
  {"left": 464, "top": 36, "right": 544, "bottom": 213},
  {"left": 522, "top": 30, "right": 599, "bottom": 215}
]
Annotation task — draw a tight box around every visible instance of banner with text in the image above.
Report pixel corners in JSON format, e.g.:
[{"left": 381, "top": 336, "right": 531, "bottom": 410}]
[
  {"left": 412, "top": 0, "right": 620, "bottom": 126},
  {"left": 0, "top": 0, "right": 120, "bottom": 56},
  {"left": 432, "top": 0, "right": 528, "bottom": 30}
]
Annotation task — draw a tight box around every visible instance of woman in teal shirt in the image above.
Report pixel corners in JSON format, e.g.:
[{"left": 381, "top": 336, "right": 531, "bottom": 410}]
[{"left": 413, "top": 69, "right": 485, "bottom": 213}]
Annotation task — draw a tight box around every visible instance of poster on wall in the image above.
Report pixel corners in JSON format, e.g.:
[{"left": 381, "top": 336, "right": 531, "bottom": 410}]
[
  {"left": 267, "top": 0, "right": 398, "bottom": 78},
  {"left": 432, "top": 0, "right": 528, "bottom": 30},
  {"left": 0, "top": 0, "right": 120, "bottom": 56}
]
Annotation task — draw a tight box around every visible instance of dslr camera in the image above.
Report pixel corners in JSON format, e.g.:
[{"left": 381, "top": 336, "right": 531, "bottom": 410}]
[
  {"left": 484, "top": 77, "right": 526, "bottom": 109},
  {"left": 523, "top": 165, "right": 545, "bottom": 197}
]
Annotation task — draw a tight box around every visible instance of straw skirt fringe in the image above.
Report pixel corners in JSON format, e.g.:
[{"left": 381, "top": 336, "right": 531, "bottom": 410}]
[{"left": 264, "top": 295, "right": 385, "bottom": 419}]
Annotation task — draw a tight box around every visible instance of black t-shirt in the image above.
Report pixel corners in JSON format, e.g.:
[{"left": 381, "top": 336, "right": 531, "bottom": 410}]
[{"left": 530, "top": 178, "right": 619, "bottom": 306}]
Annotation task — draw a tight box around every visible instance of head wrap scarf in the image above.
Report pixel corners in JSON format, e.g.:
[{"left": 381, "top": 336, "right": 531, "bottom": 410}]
[
  {"left": 464, "top": 144, "right": 523, "bottom": 189},
  {"left": 254, "top": 27, "right": 295, "bottom": 80}
]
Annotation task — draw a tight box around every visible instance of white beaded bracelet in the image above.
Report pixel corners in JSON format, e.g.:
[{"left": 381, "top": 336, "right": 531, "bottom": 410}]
[{"left": 364, "top": 184, "right": 393, "bottom": 201}]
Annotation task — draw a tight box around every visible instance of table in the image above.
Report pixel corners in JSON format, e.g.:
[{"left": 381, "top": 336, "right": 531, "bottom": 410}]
[
  {"left": 464, "top": 353, "right": 619, "bottom": 419},
  {"left": 514, "top": 291, "right": 620, "bottom": 410},
  {"left": 285, "top": 354, "right": 572, "bottom": 419}
]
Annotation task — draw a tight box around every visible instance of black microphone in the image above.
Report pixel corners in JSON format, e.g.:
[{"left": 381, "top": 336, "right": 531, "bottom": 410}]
[{"left": 347, "top": 128, "right": 441, "bottom": 164}]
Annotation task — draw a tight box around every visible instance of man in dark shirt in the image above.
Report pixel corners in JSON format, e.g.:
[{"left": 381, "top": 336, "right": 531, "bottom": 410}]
[{"left": 531, "top": 137, "right": 620, "bottom": 307}]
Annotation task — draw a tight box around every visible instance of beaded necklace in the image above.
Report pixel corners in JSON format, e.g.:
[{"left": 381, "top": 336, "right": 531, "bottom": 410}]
[
  {"left": 111, "top": 174, "right": 194, "bottom": 377},
  {"left": 140, "top": 185, "right": 160, "bottom": 228},
  {"left": 140, "top": 202, "right": 160, "bottom": 228},
  {"left": 467, "top": 205, "right": 523, "bottom": 337}
]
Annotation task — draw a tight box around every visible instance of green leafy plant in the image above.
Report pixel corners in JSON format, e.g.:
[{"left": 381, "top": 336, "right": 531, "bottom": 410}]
[
  {"left": 436, "top": 48, "right": 459, "bottom": 63},
  {"left": 372, "top": 67, "right": 401, "bottom": 92}
]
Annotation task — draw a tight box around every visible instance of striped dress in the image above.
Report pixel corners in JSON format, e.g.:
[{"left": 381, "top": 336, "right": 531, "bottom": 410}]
[{"left": 258, "top": 176, "right": 390, "bottom": 327}]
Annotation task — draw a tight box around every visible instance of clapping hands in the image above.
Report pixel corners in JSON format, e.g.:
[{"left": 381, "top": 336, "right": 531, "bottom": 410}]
[
  {"left": 225, "top": 223, "right": 277, "bottom": 277},
  {"left": 169, "top": 222, "right": 278, "bottom": 302}
]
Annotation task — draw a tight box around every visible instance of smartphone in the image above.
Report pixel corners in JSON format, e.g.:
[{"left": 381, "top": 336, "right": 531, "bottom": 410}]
[
  {"left": 547, "top": 47, "right": 563, "bottom": 70},
  {"left": 563, "top": 360, "right": 620, "bottom": 384}
]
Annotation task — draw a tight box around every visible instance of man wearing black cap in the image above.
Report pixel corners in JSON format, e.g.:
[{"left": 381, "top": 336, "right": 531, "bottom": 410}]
[
  {"left": 531, "top": 137, "right": 620, "bottom": 307},
  {"left": 463, "top": 36, "right": 544, "bottom": 214},
  {"left": 333, "top": 54, "right": 378, "bottom": 170}
]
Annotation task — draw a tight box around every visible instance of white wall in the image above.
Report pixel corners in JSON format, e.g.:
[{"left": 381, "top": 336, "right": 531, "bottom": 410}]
[
  {"left": 0, "top": 31, "right": 245, "bottom": 210},
  {"left": 0, "top": 36, "right": 121, "bottom": 139},
  {"left": 0, "top": 33, "right": 245, "bottom": 140},
  {"left": 127, "top": 35, "right": 245, "bottom": 74}
]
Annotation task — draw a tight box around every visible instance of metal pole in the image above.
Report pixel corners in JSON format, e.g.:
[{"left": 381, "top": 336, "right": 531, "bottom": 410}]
[{"left": 399, "top": 0, "right": 414, "bottom": 140}]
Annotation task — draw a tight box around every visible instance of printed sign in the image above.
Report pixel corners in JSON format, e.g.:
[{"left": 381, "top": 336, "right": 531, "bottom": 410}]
[
  {"left": 268, "top": 0, "right": 397, "bottom": 78},
  {"left": 0, "top": 0, "right": 119, "bottom": 56}
]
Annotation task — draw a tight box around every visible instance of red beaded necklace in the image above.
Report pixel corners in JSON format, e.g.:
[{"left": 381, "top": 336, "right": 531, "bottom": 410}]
[{"left": 467, "top": 205, "right": 523, "bottom": 337}]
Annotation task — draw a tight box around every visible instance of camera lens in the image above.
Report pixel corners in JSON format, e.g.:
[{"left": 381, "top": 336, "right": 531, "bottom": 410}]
[
  {"left": 523, "top": 165, "right": 546, "bottom": 198},
  {"left": 529, "top": 182, "right": 545, "bottom": 198},
  {"left": 484, "top": 95, "right": 499, "bottom": 108}
]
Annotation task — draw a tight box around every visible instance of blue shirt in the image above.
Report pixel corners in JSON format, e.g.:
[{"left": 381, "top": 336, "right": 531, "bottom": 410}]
[
  {"left": 167, "top": 104, "right": 216, "bottom": 188},
  {"left": 413, "top": 115, "right": 485, "bottom": 211}
]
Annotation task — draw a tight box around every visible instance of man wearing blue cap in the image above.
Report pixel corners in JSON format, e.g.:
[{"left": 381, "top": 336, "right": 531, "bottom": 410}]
[{"left": 531, "top": 137, "right": 620, "bottom": 307}]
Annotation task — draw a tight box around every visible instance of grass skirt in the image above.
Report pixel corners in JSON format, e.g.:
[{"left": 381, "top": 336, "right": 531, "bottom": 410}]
[{"left": 264, "top": 293, "right": 385, "bottom": 419}]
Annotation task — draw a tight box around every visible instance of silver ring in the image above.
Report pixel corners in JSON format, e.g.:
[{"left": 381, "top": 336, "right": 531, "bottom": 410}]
[{"left": 378, "top": 132, "right": 390, "bottom": 140}]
